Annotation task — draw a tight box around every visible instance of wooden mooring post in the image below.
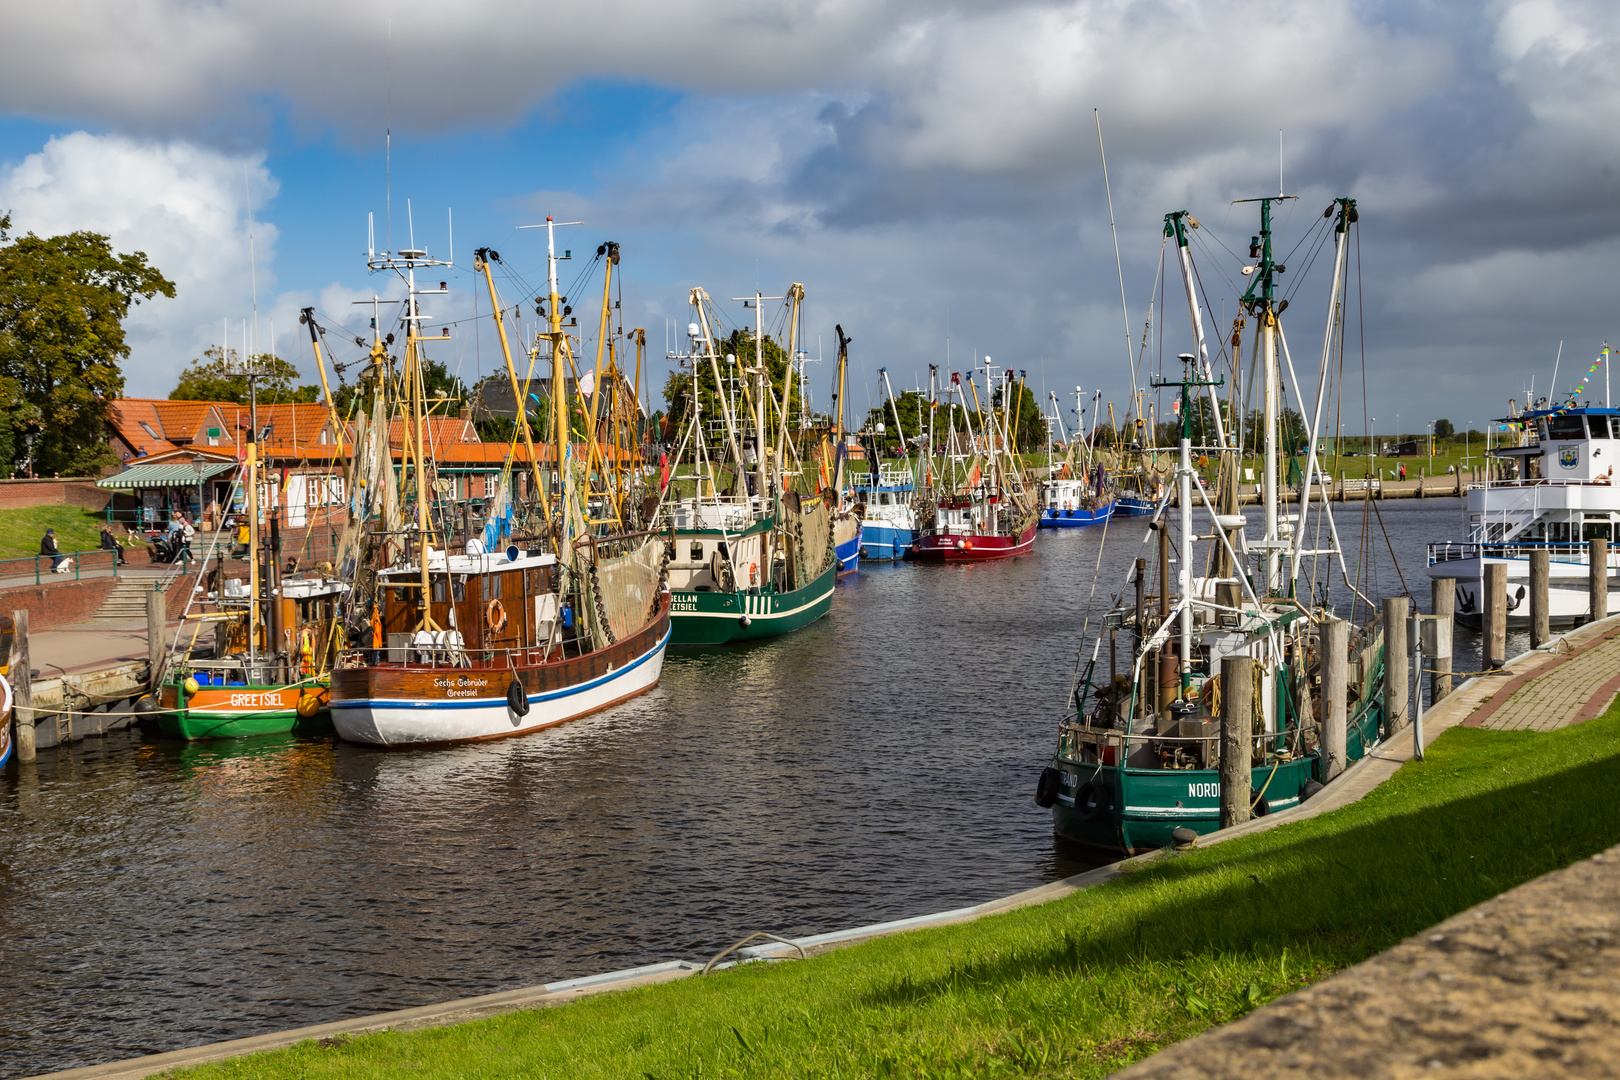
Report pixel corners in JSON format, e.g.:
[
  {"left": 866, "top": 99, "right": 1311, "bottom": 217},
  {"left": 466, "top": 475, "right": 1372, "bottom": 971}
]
[
  {"left": 1383, "top": 596, "right": 1409, "bottom": 735},
  {"left": 1321, "top": 617, "right": 1348, "bottom": 781},
  {"left": 1592, "top": 538, "right": 1609, "bottom": 622},
  {"left": 11, "top": 608, "right": 33, "bottom": 762},
  {"left": 1219, "top": 654, "right": 1253, "bottom": 829},
  {"left": 1431, "top": 578, "right": 1454, "bottom": 701},
  {"left": 1484, "top": 562, "right": 1508, "bottom": 669},
  {"left": 147, "top": 588, "right": 165, "bottom": 691},
  {"left": 1529, "top": 548, "right": 1550, "bottom": 648}
]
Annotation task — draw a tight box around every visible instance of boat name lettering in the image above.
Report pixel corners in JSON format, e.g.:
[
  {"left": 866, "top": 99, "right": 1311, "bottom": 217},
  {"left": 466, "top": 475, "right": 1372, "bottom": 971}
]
[
  {"left": 229, "top": 693, "right": 280, "bottom": 708},
  {"left": 672, "top": 600, "right": 698, "bottom": 612},
  {"left": 1188, "top": 782, "right": 1220, "bottom": 798},
  {"left": 433, "top": 677, "right": 489, "bottom": 690}
]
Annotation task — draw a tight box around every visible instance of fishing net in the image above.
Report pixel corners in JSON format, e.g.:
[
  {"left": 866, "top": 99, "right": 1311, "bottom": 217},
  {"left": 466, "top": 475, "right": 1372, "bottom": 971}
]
[
  {"left": 795, "top": 496, "right": 834, "bottom": 587},
  {"left": 585, "top": 535, "right": 665, "bottom": 644}
]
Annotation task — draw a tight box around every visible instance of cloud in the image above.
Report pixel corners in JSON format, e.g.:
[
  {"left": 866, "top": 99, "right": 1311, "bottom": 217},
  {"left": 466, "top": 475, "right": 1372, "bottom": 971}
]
[{"left": 0, "top": 131, "right": 276, "bottom": 395}]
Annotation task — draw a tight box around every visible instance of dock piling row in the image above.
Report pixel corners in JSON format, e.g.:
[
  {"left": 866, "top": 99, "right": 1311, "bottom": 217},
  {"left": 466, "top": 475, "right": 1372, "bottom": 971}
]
[
  {"left": 1219, "top": 654, "right": 1252, "bottom": 828},
  {"left": 1383, "top": 596, "right": 1409, "bottom": 735},
  {"left": 1484, "top": 563, "right": 1507, "bottom": 669},
  {"left": 1321, "top": 617, "right": 1348, "bottom": 781}
]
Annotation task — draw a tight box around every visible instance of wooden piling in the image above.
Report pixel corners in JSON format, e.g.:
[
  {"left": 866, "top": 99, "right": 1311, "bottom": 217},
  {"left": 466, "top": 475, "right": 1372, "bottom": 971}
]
[
  {"left": 1484, "top": 562, "right": 1507, "bottom": 669},
  {"left": 1592, "top": 538, "right": 1609, "bottom": 622},
  {"left": 1529, "top": 548, "right": 1550, "bottom": 648},
  {"left": 1430, "top": 577, "right": 1454, "bottom": 702},
  {"left": 146, "top": 588, "right": 165, "bottom": 692},
  {"left": 11, "top": 608, "right": 33, "bottom": 762},
  {"left": 1219, "top": 654, "right": 1253, "bottom": 829},
  {"left": 1321, "top": 617, "right": 1348, "bottom": 781},
  {"left": 1383, "top": 595, "right": 1409, "bottom": 735}
]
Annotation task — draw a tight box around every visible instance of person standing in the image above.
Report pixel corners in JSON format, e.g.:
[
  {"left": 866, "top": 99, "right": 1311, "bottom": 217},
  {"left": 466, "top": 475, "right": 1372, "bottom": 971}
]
[
  {"left": 40, "top": 528, "right": 66, "bottom": 572},
  {"left": 179, "top": 515, "right": 195, "bottom": 563}
]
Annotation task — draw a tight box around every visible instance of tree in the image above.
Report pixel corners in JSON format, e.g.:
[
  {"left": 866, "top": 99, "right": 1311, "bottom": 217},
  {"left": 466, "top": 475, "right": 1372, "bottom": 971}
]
[
  {"left": 170, "top": 346, "right": 321, "bottom": 405},
  {"left": 990, "top": 380, "right": 1049, "bottom": 453},
  {"left": 661, "top": 330, "right": 804, "bottom": 439},
  {"left": 1434, "top": 418, "right": 1455, "bottom": 440},
  {"left": 0, "top": 214, "right": 176, "bottom": 475}
]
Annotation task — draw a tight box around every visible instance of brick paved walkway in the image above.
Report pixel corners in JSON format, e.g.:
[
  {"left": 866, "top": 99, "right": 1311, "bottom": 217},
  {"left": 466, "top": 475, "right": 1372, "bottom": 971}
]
[{"left": 1464, "top": 626, "right": 1620, "bottom": 732}]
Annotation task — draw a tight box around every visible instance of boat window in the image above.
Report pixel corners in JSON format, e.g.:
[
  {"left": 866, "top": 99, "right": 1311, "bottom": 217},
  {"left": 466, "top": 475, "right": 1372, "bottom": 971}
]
[
  {"left": 1585, "top": 517, "right": 1614, "bottom": 542},
  {"left": 880, "top": 493, "right": 891, "bottom": 505},
  {"left": 689, "top": 541, "right": 703, "bottom": 561},
  {"left": 1547, "top": 415, "right": 1585, "bottom": 441},
  {"left": 490, "top": 573, "right": 502, "bottom": 600},
  {"left": 431, "top": 578, "right": 446, "bottom": 603},
  {"left": 1548, "top": 521, "right": 1573, "bottom": 543},
  {"left": 453, "top": 576, "right": 466, "bottom": 602},
  {"left": 1609, "top": 417, "right": 1620, "bottom": 439}
]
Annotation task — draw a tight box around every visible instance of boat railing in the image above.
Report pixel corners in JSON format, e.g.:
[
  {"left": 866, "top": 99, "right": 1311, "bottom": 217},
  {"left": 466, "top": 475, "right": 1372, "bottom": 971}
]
[
  {"left": 1427, "top": 540, "right": 1612, "bottom": 566},
  {"left": 1054, "top": 718, "right": 1316, "bottom": 768}
]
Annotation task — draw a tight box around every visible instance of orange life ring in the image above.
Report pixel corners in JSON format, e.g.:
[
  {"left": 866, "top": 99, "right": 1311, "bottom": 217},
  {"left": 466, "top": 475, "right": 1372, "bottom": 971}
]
[
  {"left": 486, "top": 598, "right": 507, "bottom": 634},
  {"left": 749, "top": 561, "right": 758, "bottom": 586}
]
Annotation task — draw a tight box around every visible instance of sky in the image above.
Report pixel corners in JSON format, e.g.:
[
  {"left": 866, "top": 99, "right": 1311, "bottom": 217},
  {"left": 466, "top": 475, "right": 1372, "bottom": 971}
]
[{"left": 2, "top": 0, "right": 1618, "bottom": 440}]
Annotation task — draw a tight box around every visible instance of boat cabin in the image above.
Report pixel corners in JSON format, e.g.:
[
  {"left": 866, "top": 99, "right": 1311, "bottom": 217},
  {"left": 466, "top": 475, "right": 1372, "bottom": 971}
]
[
  {"left": 1465, "top": 406, "right": 1620, "bottom": 546},
  {"left": 376, "top": 548, "right": 571, "bottom": 662}
]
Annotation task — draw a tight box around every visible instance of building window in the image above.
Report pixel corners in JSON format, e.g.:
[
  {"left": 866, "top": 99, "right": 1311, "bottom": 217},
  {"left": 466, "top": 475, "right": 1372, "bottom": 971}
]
[
  {"left": 138, "top": 421, "right": 159, "bottom": 440},
  {"left": 484, "top": 474, "right": 499, "bottom": 498}
]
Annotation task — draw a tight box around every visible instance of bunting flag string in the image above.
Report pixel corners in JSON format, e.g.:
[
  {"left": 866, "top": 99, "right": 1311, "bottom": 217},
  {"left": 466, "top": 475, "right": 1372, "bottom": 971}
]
[{"left": 1549, "top": 344, "right": 1610, "bottom": 415}]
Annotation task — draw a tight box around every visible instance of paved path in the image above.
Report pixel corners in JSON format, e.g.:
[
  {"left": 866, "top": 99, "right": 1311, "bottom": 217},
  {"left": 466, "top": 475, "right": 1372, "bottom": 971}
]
[
  {"left": 1118, "top": 844, "right": 1620, "bottom": 1080},
  {"left": 1464, "top": 624, "right": 1620, "bottom": 732}
]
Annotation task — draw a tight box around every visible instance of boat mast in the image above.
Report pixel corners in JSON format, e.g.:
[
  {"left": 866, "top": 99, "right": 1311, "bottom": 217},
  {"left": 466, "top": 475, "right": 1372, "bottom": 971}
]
[
  {"left": 473, "top": 249, "right": 551, "bottom": 523},
  {"left": 544, "top": 217, "right": 574, "bottom": 563},
  {"left": 1235, "top": 193, "right": 1295, "bottom": 593},
  {"left": 1166, "top": 211, "right": 1227, "bottom": 448},
  {"left": 833, "top": 325, "right": 851, "bottom": 494}
]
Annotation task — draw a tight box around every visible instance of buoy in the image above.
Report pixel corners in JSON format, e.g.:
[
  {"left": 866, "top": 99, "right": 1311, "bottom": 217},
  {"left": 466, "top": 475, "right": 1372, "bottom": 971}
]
[
  {"left": 507, "top": 679, "right": 529, "bottom": 716},
  {"left": 133, "top": 695, "right": 160, "bottom": 714},
  {"left": 296, "top": 693, "right": 321, "bottom": 718},
  {"left": 963, "top": 541, "right": 973, "bottom": 551},
  {"left": 955, "top": 540, "right": 966, "bottom": 550},
  {"left": 486, "top": 598, "right": 508, "bottom": 634},
  {"left": 183, "top": 676, "right": 200, "bottom": 696},
  {"left": 739, "top": 615, "right": 752, "bottom": 627}
]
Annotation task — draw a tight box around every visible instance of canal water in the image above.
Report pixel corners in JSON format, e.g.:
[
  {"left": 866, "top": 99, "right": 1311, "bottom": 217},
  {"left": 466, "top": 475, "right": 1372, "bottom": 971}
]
[{"left": 0, "top": 496, "right": 1508, "bottom": 1076}]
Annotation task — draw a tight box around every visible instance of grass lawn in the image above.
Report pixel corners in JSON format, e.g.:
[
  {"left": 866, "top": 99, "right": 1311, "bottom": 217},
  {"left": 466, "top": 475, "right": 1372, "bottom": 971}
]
[
  {"left": 169, "top": 709, "right": 1620, "bottom": 1080},
  {"left": 0, "top": 505, "right": 112, "bottom": 561}
]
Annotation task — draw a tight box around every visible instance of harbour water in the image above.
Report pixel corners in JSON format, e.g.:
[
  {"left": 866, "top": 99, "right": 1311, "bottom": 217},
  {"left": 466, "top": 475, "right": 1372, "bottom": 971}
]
[{"left": 0, "top": 496, "right": 1513, "bottom": 1076}]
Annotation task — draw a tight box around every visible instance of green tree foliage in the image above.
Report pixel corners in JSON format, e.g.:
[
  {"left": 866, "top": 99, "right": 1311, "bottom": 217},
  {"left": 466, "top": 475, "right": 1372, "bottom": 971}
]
[
  {"left": 991, "top": 381, "right": 1049, "bottom": 452},
  {"left": 661, "top": 331, "right": 804, "bottom": 439},
  {"left": 170, "top": 346, "right": 322, "bottom": 405},
  {"left": 1434, "top": 418, "right": 1455, "bottom": 440},
  {"left": 0, "top": 214, "right": 176, "bottom": 475}
]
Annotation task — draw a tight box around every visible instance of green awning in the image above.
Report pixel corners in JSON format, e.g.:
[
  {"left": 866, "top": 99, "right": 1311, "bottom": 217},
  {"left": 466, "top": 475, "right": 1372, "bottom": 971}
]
[{"left": 96, "top": 460, "right": 239, "bottom": 489}]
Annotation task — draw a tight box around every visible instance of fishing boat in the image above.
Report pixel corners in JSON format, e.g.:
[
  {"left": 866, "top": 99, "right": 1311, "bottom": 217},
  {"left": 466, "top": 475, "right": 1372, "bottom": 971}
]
[
  {"left": 1428, "top": 390, "right": 1620, "bottom": 627},
  {"left": 1039, "top": 476, "right": 1115, "bottom": 528},
  {"left": 853, "top": 464, "right": 919, "bottom": 560},
  {"left": 0, "top": 615, "right": 12, "bottom": 767},
  {"left": 152, "top": 363, "right": 349, "bottom": 739},
  {"left": 834, "top": 509, "right": 862, "bottom": 575},
  {"left": 912, "top": 362, "right": 1039, "bottom": 562},
  {"left": 1035, "top": 198, "right": 1388, "bottom": 853},
  {"left": 329, "top": 220, "right": 670, "bottom": 745},
  {"left": 656, "top": 285, "right": 837, "bottom": 645}
]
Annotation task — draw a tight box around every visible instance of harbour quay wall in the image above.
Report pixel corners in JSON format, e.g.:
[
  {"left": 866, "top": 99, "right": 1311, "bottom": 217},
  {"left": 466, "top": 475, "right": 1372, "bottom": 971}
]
[{"left": 0, "top": 578, "right": 121, "bottom": 630}]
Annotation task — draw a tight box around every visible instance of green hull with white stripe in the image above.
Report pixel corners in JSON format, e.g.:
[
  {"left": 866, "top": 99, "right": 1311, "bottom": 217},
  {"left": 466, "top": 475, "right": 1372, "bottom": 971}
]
[{"left": 668, "top": 563, "right": 837, "bottom": 645}]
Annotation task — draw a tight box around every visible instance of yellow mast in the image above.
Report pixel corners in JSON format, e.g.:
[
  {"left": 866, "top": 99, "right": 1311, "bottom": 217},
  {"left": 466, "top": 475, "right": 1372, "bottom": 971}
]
[
  {"left": 475, "top": 251, "right": 551, "bottom": 522},
  {"left": 407, "top": 311, "right": 439, "bottom": 633}
]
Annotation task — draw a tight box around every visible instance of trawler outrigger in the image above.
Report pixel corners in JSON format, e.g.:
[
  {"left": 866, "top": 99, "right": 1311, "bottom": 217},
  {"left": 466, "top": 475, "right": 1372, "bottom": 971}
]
[{"left": 1035, "top": 197, "right": 1387, "bottom": 853}]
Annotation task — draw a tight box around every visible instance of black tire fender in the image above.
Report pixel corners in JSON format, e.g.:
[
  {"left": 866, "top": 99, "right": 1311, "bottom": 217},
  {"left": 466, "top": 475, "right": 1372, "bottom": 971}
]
[
  {"left": 507, "top": 678, "right": 529, "bottom": 717},
  {"left": 1251, "top": 794, "right": 1271, "bottom": 817},
  {"left": 1075, "top": 781, "right": 1111, "bottom": 822},
  {"left": 1034, "top": 766, "right": 1060, "bottom": 808}
]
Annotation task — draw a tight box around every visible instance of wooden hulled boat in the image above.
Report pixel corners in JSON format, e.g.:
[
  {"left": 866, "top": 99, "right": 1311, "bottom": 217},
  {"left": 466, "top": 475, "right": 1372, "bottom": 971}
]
[
  {"left": 332, "top": 546, "right": 670, "bottom": 746},
  {"left": 910, "top": 491, "right": 1038, "bottom": 561}
]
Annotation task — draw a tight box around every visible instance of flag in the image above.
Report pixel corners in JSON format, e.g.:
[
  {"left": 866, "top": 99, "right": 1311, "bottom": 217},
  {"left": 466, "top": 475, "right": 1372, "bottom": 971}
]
[{"left": 579, "top": 369, "right": 596, "bottom": 398}]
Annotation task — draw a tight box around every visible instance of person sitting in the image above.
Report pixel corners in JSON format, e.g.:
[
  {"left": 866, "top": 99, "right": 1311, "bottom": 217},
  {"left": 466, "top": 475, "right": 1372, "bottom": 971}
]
[
  {"left": 100, "top": 525, "right": 126, "bottom": 565},
  {"left": 40, "top": 528, "right": 67, "bottom": 572}
]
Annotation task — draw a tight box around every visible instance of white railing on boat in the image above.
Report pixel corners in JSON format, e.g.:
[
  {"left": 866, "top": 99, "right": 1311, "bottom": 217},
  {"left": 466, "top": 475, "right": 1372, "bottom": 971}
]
[{"left": 1427, "top": 540, "right": 1618, "bottom": 566}]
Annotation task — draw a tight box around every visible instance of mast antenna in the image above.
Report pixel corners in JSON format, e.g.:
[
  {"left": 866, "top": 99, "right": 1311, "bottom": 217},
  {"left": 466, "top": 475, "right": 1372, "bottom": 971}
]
[
  {"left": 244, "top": 163, "right": 258, "bottom": 357},
  {"left": 1096, "top": 109, "right": 1136, "bottom": 401}
]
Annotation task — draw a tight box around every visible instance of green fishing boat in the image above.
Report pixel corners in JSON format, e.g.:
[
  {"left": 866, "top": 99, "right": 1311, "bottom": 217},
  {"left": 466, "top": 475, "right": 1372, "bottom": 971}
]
[
  {"left": 658, "top": 283, "right": 839, "bottom": 646},
  {"left": 1035, "top": 196, "right": 1389, "bottom": 854}
]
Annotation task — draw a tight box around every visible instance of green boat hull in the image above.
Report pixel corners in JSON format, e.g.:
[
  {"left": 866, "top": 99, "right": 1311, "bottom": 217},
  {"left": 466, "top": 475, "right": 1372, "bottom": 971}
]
[
  {"left": 1052, "top": 697, "right": 1384, "bottom": 854},
  {"left": 668, "top": 563, "right": 837, "bottom": 645},
  {"left": 157, "top": 681, "right": 332, "bottom": 740}
]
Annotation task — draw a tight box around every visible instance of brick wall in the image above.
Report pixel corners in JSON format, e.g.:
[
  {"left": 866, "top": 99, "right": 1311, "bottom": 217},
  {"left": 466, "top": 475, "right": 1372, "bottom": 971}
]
[
  {"left": 0, "top": 478, "right": 112, "bottom": 511},
  {"left": 0, "top": 577, "right": 120, "bottom": 629}
]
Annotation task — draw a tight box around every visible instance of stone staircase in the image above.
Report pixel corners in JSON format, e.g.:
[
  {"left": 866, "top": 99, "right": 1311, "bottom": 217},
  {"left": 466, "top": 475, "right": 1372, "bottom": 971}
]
[{"left": 93, "top": 566, "right": 184, "bottom": 622}]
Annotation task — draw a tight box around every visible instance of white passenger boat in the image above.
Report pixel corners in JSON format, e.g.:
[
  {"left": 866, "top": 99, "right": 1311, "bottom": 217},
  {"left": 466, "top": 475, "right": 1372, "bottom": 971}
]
[{"left": 1427, "top": 403, "right": 1620, "bottom": 627}]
